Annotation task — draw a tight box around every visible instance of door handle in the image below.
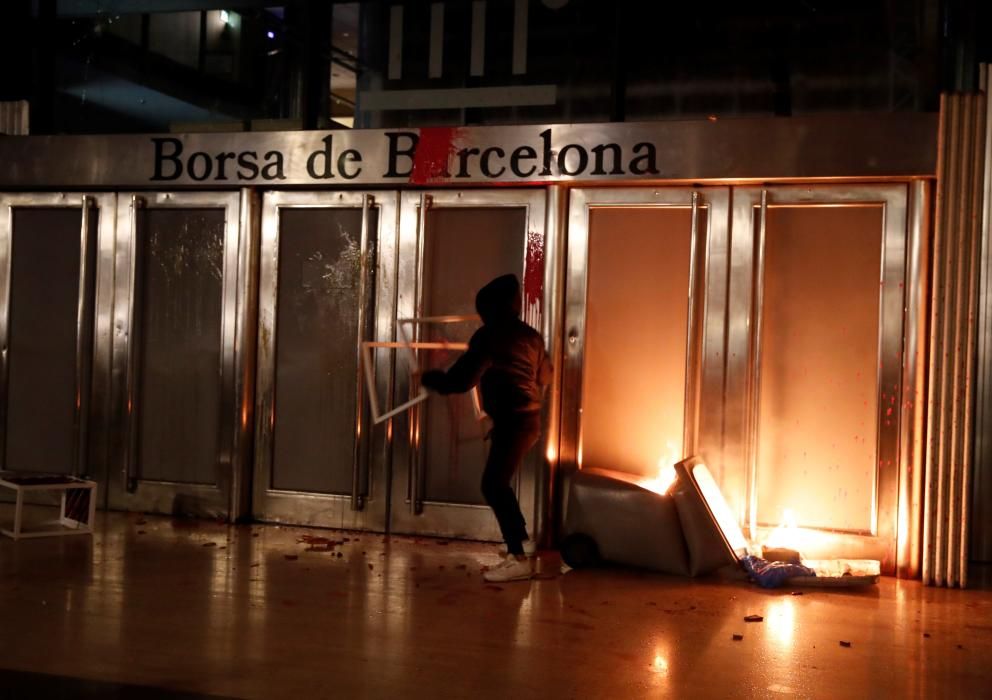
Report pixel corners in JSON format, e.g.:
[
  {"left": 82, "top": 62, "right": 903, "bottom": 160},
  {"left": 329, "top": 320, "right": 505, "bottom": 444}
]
[
  {"left": 351, "top": 194, "right": 374, "bottom": 511},
  {"left": 123, "top": 195, "right": 143, "bottom": 494},
  {"left": 74, "top": 196, "right": 92, "bottom": 478},
  {"left": 410, "top": 194, "right": 431, "bottom": 515},
  {"left": 746, "top": 189, "right": 769, "bottom": 532},
  {"left": 682, "top": 191, "right": 700, "bottom": 456}
]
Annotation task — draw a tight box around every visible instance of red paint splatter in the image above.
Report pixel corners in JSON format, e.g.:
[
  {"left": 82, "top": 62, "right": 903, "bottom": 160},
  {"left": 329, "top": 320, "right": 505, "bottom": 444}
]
[
  {"left": 409, "top": 127, "right": 464, "bottom": 185},
  {"left": 524, "top": 229, "right": 545, "bottom": 327}
]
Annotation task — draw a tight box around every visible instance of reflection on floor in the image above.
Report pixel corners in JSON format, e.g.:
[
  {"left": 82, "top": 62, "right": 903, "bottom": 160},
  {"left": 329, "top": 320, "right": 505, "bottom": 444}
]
[{"left": 1, "top": 510, "right": 990, "bottom": 699}]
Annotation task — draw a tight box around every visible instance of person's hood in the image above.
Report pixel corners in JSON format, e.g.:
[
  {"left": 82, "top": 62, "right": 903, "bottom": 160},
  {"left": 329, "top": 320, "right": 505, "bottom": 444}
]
[{"left": 475, "top": 274, "right": 522, "bottom": 325}]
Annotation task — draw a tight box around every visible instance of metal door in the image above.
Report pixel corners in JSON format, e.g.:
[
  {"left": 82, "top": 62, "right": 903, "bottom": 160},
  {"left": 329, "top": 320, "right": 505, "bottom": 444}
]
[
  {"left": 390, "top": 190, "right": 549, "bottom": 541},
  {"left": 726, "top": 185, "right": 910, "bottom": 566},
  {"left": 252, "top": 191, "right": 397, "bottom": 530},
  {"left": 106, "top": 192, "right": 253, "bottom": 519},
  {"left": 0, "top": 193, "right": 115, "bottom": 489},
  {"left": 560, "top": 188, "right": 730, "bottom": 484}
]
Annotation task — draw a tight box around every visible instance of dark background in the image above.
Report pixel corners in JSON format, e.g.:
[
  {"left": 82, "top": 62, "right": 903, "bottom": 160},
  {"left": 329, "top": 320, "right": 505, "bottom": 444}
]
[{"left": 0, "top": 0, "right": 986, "bottom": 134}]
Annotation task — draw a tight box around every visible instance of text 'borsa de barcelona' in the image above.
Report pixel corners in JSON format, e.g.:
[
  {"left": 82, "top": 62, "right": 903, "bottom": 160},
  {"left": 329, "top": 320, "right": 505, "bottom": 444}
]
[{"left": 150, "top": 129, "right": 662, "bottom": 183}]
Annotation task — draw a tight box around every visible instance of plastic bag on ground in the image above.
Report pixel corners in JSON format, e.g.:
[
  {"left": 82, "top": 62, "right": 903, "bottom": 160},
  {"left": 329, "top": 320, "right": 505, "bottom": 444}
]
[{"left": 740, "top": 555, "right": 816, "bottom": 589}]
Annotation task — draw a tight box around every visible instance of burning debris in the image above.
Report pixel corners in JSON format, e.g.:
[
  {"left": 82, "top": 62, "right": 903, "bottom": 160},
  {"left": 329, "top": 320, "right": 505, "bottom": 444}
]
[{"left": 563, "top": 456, "right": 881, "bottom": 588}]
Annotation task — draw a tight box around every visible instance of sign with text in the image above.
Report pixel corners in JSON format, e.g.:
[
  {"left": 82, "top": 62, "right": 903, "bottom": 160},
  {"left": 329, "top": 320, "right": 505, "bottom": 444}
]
[{"left": 0, "top": 115, "right": 936, "bottom": 187}]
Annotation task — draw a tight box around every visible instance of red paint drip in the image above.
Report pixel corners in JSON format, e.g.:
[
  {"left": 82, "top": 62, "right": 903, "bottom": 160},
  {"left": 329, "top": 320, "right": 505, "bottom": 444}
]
[
  {"left": 409, "top": 127, "right": 464, "bottom": 185},
  {"left": 524, "top": 229, "right": 545, "bottom": 328}
]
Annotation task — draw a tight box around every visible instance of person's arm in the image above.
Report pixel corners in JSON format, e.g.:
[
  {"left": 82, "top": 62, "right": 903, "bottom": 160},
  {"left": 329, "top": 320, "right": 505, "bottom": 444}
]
[{"left": 421, "top": 330, "right": 491, "bottom": 395}]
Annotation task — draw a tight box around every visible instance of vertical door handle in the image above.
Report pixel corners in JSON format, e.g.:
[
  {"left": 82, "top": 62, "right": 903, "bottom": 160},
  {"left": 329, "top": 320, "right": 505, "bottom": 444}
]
[
  {"left": 123, "top": 195, "right": 143, "bottom": 494},
  {"left": 74, "top": 196, "right": 92, "bottom": 477},
  {"left": 411, "top": 194, "right": 431, "bottom": 514},
  {"left": 682, "top": 191, "right": 700, "bottom": 457},
  {"left": 351, "top": 194, "right": 374, "bottom": 511},
  {"left": 746, "top": 189, "right": 769, "bottom": 532}
]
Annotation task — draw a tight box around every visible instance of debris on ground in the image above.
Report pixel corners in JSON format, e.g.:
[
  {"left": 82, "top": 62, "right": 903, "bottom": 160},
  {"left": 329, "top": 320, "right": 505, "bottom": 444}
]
[
  {"left": 790, "top": 591, "right": 804, "bottom": 596},
  {"left": 137, "top": 530, "right": 146, "bottom": 535},
  {"left": 741, "top": 555, "right": 816, "bottom": 589},
  {"left": 732, "top": 634, "right": 744, "bottom": 641},
  {"left": 923, "top": 632, "right": 931, "bottom": 638},
  {"left": 285, "top": 554, "right": 298, "bottom": 561},
  {"left": 744, "top": 615, "right": 764, "bottom": 622},
  {"left": 202, "top": 542, "right": 217, "bottom": 548},
  {"left": 839, "top": 641, "right": 852, "bottom": 648},
  {"left": 762, "top": 547, "right": 802, "bottom": 564}
]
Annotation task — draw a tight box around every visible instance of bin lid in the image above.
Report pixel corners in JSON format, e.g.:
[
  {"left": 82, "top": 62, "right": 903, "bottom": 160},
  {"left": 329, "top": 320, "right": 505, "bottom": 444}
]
[{"left": 672, "top": 457, "right": 749, "bottom": 573}]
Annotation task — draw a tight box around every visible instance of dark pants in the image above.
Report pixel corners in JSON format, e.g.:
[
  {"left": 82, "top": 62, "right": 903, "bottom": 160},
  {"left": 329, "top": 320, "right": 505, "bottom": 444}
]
[{"left": 481, "top": 411, "right": 542, "bottom": 556}]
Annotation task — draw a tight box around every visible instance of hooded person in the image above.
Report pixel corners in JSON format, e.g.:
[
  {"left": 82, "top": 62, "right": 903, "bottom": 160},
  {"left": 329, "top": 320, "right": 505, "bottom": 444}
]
[{"left": 421, "top": 274, "right": 552, "bottom": 582}]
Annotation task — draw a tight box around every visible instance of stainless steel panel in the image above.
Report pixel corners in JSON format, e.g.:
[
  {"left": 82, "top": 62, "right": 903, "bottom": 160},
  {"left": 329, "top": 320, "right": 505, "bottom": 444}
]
[
  {"left": 419, "top": 207, "right": 525, "bottom": 505},
  {"left": 107, "top": 191, "right": 242, "bottom": 518},
  {"left": 541, "top": 185, "right": 568, "bottom": 545},
  {"left": 580, "top": 207, "right": 693, "bottom": 475},
  {"left": 391, "top": 189, "right": 547, "bottom": 541},
  {"left": 974, "top": 65, "right": 992, "bottom": 565},
  {"left": 731, "top": 185, "right": 909, "bottom": 569},
  {"left": 75, "top": 197, "right": 94, "bottom": 477},
  {"left": 230, "top": 188, "right": 259, "bottom": 520},
  {"left": 135, "top": 207, "right": 225, "bottom": 485},
  {"left": 897, "top": 180, "right": 930, "bottom": 578},
  {"left": 754, "top": 205, "right": 884, "bottom": 532},
  {"left": 924, "top": 97, "right": 959, "bottom": 586},
  {"left": 271, "top": 207, "right": 372, "bottom": 493},
  {"left": 6, "top": 208, "right": 86, "bottom": 474},
  {"left": 561, "top": 188, "right": 730, "bottom": 490},
  {"left": 0, "top": 193, "right": 114, "bottom": 490},
  {"left": 924, "top": 93, "right": 987, "bottom": 587},
  {"left": 353, "top": 195, "right": 374, "bottom": 512},
  {"left": 0, "top": 114, "right": 938, "bottom": 188},
  {"left": 958, "top": 93, "right": 985, "bottom": 586},
  {"left": 252, "top": 191, "right": 397, "bottom": 531}
]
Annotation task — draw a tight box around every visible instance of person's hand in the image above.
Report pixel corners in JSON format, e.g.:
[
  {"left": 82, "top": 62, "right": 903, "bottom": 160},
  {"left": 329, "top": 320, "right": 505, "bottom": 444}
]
[{"left": 421, "top": 369, "right": 445, "bottom": 392}]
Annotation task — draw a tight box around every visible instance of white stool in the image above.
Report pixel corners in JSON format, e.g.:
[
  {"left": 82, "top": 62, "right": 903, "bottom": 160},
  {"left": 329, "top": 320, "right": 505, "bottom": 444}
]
[{"left": 0, "top": 472, "right": 97, "bottom": 539}]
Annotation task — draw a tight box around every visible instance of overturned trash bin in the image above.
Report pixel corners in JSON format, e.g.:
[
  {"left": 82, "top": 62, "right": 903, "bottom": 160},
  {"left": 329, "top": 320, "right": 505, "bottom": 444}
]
[
  {"left": 561, "top": 467, "right": 691, "bottom": 576},
  {"left": 671, "top": 457, "right": 749, "bottom": 576}
]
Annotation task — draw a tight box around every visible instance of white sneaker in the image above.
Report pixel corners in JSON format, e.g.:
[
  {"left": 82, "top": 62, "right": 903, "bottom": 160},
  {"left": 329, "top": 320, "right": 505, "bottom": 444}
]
[
  {"left": 484, "top": 556, "right": 534, "bottom": 582},
  {"left": 499, "top": 539, "right": 537, "bottom": 558}
]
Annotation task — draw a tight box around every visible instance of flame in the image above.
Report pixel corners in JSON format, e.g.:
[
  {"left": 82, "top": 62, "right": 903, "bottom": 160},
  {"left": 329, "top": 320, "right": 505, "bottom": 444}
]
[
  {"left": 652, "top": 653, "right": 669, "bottom": 673},
  {"left": 639, "top": 441, "right": 679, "bottom": 495},
  {"left": 761, "top": 508, "right": 830, "bottom": 555}
]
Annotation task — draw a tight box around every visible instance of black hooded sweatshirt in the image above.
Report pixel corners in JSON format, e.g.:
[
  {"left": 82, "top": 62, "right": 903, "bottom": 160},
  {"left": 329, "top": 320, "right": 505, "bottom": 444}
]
[{"left": 421, "top": 274, "right": 552, "bottom": 418}]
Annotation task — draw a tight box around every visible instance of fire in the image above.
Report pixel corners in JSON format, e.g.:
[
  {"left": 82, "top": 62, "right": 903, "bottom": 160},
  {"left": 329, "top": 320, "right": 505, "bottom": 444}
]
[
  {"left": 639, "top": 441, "right": 679, "bottom": 495},
  {"left": 760, "top": 508, "right": 830, "bottom": 555}
]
